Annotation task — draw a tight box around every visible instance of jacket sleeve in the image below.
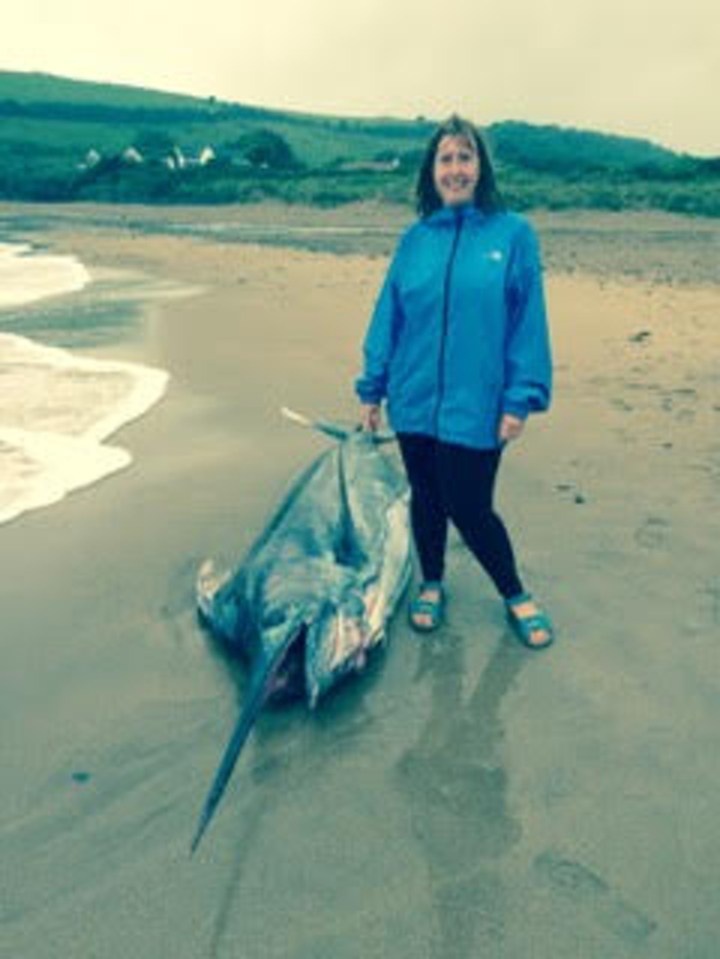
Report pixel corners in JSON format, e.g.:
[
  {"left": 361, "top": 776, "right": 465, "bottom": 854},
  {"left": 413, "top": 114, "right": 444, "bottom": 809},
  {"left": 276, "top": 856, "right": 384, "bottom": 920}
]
[
  {"left": 502, "top": 220, "right": 553, "bottom": 419},
  {"left": 354, "top": 241, "right": 404, "bottom": 405}
]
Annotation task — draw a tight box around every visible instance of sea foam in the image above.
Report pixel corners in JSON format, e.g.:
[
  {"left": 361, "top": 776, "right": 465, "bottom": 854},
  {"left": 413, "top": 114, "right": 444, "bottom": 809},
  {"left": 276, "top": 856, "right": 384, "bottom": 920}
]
[
  {"left": 0, "top": 242, "right": 91, "bottom": 309},
  {"left": 0, "top": 243, "right": 169, "bottom": 527}
]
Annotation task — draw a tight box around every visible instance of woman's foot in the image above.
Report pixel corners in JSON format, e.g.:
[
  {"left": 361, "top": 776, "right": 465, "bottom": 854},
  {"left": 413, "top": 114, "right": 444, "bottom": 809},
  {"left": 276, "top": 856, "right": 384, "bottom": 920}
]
[
  {"left": 409, "top": 581, "right": 445, "bottom": 632},
  {"left": 505, "top": 593, "right": 554, "bottom": 649}
]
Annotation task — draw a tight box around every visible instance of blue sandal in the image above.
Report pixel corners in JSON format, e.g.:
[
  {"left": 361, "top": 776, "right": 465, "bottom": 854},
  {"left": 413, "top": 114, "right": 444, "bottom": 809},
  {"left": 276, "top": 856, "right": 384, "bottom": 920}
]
[
  {"left": 505, "top": 592, "right": 554, "bottom": 649},
  {"left": 409, "top": 581, "right": 445, "bottom": 633}
]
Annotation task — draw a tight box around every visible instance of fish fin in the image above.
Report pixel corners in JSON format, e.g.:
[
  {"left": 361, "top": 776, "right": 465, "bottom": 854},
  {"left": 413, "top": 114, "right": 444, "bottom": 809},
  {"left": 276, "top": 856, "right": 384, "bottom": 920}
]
[{"left": 190, "top": 629, "right": 298, "bottom": 855}]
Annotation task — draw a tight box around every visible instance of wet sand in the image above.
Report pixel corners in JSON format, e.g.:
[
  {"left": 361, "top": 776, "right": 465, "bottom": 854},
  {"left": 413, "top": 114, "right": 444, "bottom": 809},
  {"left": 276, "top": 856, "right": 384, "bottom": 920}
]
[{"left": 1, "top": 205, "right": 719, "bottom": 958}]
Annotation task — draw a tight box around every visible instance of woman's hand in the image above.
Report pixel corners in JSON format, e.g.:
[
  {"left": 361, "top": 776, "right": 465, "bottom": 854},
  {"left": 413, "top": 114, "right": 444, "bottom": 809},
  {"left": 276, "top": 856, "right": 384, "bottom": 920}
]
[
  {"left": 360, "top": 403, "right": 382, "bottom": 433},
  {"left": 498, "top": 413, "right": 525, "bottom": 443}
]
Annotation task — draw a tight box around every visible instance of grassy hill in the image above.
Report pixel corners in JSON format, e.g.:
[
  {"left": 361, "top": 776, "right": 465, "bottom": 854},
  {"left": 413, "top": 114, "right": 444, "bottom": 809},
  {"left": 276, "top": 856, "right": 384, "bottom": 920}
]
[
  {"left": 0, "top": 71, "right": 206, "bottom": 109},
  {"left": 1, "top": 70, "right": 718, "bottom": 215}
]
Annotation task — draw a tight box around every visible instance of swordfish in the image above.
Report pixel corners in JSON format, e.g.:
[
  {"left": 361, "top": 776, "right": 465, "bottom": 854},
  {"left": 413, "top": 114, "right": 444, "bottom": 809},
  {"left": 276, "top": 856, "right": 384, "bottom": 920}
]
[{"left": 191, "top": 410, "right": 412, "bottom": 852}]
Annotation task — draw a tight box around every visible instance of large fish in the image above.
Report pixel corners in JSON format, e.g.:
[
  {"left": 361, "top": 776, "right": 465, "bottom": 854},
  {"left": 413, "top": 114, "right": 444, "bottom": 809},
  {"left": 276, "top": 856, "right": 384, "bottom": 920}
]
[{"left": 191, "top": 410, "right": 412, "bottom": 852}]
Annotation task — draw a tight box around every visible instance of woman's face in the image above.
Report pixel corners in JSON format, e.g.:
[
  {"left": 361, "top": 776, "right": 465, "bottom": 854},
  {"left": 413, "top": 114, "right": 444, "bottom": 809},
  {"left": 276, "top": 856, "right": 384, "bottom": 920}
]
[{"left": 432, "top": 134, "right": 480, "bottom": 208}]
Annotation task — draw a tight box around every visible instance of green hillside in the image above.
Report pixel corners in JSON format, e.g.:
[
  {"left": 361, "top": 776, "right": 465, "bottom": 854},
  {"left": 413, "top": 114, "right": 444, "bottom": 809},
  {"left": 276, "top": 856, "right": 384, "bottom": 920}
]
[
  {"left": 0, "top": 70, "right": 717, "bottom": 215},
  {"left": 0, "top": 70, "right": 205, "bottom": 109}
]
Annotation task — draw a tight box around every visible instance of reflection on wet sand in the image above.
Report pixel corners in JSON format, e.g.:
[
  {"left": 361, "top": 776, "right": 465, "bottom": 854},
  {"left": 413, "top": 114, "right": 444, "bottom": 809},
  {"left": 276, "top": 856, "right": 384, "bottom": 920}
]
[
  {"left": 395, "top": 630, "right": 525, "bottom": 957},
  {"left": 204, "top": 657, "right": 384, "bottom": 957}
]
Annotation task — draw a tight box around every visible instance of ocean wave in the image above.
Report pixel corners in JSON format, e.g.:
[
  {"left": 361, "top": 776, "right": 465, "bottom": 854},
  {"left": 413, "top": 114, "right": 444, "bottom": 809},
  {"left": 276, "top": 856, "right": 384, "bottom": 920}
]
[
  {"left": 0, "top": 241, "right": 90, "bottom": 309},
  {"left": 0, "top": 332, "right": 169, "bottom": 526},
  {"left": 0, "top": 238, "right": 171, "bottom": 527}
]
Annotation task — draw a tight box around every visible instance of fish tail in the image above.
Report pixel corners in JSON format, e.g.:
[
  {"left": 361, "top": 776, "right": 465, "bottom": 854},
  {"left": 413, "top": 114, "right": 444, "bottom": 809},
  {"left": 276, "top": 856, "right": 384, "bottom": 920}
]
[
  {"left": 280, "top": 406, "right": 350, "bottom": 440},
  {"left": 281, "top": 407, "right": 397, "bottom": 445}
]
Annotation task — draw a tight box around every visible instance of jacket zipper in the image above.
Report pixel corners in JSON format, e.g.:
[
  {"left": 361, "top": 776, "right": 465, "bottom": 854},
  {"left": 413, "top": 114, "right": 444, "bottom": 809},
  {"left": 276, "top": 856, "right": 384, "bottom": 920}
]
[{"left": 433, "top": 211, "right": 464, "bottom": 436}]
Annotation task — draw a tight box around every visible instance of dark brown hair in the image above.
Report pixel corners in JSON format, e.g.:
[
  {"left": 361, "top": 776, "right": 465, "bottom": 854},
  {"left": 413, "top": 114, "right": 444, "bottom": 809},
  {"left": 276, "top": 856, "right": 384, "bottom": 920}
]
[{"left": 415, "top": 115, "right": 504, "bottom": 218}]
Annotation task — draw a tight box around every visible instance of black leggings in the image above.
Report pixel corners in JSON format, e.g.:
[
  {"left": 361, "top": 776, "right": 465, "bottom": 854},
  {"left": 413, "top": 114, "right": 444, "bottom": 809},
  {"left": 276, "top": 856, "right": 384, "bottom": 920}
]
[{"left": 397, "top": 433, "right": 524, "bottom": 600}]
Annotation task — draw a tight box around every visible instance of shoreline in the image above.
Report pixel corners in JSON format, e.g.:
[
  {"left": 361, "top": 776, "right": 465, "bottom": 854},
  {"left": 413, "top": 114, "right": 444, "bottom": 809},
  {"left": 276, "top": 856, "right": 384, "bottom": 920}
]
[
  {"left": 1, "top": 199, "right": 718, "bottom": 286},
  {"left": 1, "top": 211, "right": 719, "bottom": 957},
  {"left": 0, "top": 242, "right": 182, "bottom": 528}
]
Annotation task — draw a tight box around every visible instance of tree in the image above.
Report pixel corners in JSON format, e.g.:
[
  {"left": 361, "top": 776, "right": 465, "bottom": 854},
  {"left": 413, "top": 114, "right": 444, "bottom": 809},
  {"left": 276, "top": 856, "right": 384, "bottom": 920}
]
[
  {"left": 131, "top": 129, "right": 175, "bottom": 161},
  {"left": 227, "top": 129, "right": 300, "bottom": 170}
]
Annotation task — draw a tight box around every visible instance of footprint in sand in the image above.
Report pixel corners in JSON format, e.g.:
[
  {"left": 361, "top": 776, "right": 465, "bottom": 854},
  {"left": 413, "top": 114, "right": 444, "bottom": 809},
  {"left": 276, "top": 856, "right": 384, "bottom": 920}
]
[
  {"left": 553, "top": 483, "right": 587, "bottom": 505},
  {"left": 634, "top": 516, "right": 670, "bottom": 550},
  {"left": 628, "top": 330, "right": 652, "bottom": 344},
  {"left": 533, "top": 850, "right": 657, "bottom": 945}
]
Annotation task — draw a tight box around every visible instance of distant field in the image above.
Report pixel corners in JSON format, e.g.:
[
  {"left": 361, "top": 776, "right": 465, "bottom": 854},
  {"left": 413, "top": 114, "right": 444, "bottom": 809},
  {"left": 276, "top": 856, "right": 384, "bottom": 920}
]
[{"left": 1, "top": 71, "right": 717, "bottom": 216}]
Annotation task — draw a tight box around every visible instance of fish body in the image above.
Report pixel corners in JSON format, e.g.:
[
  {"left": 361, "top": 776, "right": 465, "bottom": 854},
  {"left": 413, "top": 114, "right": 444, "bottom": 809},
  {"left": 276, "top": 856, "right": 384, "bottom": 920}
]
[{"left": 192, "top": 420, "right": 411, "bottom": 851}]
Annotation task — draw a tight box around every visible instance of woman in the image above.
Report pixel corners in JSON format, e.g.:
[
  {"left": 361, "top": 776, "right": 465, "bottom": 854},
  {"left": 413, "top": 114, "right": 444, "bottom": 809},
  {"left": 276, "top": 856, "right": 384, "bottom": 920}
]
[{"left": 355, "top": 115, "right": 554, "bottom": 648}]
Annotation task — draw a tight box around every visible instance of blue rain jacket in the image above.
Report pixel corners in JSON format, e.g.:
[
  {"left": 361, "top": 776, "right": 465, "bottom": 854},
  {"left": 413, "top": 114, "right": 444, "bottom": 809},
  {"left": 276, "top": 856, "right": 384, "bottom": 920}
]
[{"left": 355, "top": 204, "right": 552, "bottom": 450}]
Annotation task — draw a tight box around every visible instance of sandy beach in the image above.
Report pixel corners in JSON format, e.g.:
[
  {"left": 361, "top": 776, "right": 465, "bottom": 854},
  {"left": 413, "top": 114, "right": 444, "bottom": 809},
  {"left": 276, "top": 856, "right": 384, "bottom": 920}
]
[{"left": 1, "top": 203, "right": 719, "bottom": 958}]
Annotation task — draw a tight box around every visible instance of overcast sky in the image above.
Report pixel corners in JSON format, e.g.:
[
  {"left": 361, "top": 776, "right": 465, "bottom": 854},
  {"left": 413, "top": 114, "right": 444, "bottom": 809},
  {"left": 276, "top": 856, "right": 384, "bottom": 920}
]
[{"left": 2, "top": 0, "right": 717, "bottom": 156}]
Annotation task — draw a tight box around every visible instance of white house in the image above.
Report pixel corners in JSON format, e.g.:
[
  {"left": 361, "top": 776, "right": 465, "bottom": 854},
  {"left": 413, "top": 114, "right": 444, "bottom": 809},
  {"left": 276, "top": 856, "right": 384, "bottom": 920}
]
[
  {"left": 77, "top": 148, "right": 102, "bottom": 171},
  {"left": 121, "top": 147, "right": 144, "bottom": 165},
  {"left": 183, "top": 146, "right": 216, "bottom": 168},
  {"left": 198, "top": 146, "right": 216, "bottom": 166},
  {"left": 338, "top": 158, "right": 401, "bottom": 173},
  {"left": 163, "top": 145, "right": 216, "bottom": 171}
]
